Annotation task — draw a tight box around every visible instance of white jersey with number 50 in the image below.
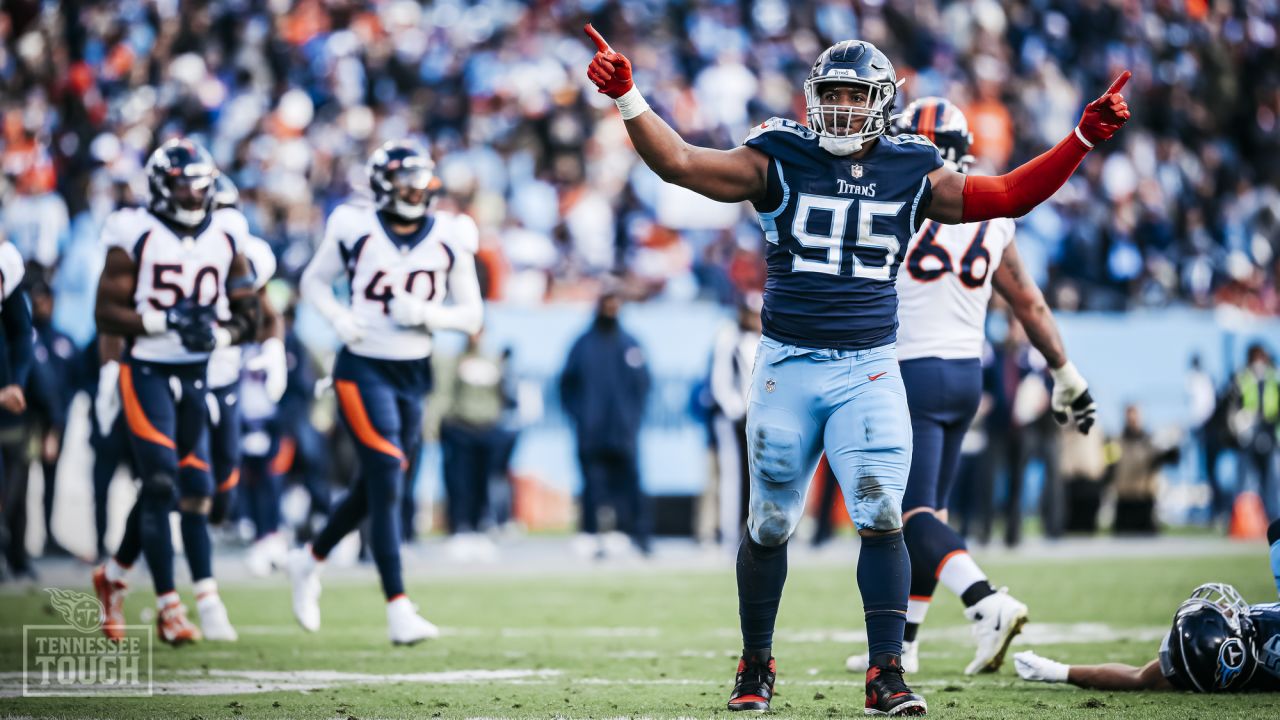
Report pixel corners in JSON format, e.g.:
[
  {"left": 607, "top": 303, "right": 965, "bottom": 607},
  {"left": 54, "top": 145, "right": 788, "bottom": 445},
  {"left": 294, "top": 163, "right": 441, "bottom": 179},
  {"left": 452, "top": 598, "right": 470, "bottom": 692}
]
[
  {"left": 306, "top": 202, "right": 477, "bottom": 360},
  {"left": 101, "top": 206, "right": 249, "bottom": 364},
  {"left": 895, "top": 217, "right": 1015, "bottom": 361}
]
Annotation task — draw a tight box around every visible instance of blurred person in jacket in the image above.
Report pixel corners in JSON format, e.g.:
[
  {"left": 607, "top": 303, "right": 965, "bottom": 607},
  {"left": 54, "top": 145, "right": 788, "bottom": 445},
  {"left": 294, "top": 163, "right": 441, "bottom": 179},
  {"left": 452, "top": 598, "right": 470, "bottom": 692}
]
[
  {"left": 1226, "top": 344, "right": 1280, "bottom": 520},
  {"left": 1110, "top": 404, "right": 1180, "bottom": 534},
  {"left": 25, "top": 274, "right": 80, "bottom": 557},
  {"left": 560, "top": 289, "right": 652, "bottom": 556},
  {"left": 0, "top": 243, "right": 33, "bottom": 580},
  {"left": 434, "top": 331, "right": 508, "bottom": 561},
  {"left": 705, "top": 293, "right": 760, "bottom": 550}
]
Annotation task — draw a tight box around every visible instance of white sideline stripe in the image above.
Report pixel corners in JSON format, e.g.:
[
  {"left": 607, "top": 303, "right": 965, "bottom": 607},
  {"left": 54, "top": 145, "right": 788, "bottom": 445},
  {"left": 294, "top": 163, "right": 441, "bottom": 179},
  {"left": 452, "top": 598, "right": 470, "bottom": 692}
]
[{"left": 713, "top": 622, "right": 1168, "bottom": 645}]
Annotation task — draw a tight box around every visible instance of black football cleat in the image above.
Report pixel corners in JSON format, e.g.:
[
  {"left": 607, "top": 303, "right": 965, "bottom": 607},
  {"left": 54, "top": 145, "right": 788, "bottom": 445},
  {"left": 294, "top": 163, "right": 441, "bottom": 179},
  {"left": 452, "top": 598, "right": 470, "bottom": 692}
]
[
  {"left": 865, "top": 654, "right": 927, "bottom": 716},
  {"left": 727, "top": 650, "right": 776, "bottom": 712}
]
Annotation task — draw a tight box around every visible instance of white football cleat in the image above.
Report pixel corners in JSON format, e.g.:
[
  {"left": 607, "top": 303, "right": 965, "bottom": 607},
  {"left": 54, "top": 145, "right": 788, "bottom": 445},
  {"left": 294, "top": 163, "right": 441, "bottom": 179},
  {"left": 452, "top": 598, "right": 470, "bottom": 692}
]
[
  {"left": 964, "top": 587, "right": 1028, "bottom": 675},
  {"left": 246, "top": 533, "right": 289, "bottom": 577},
  {"left": 845, "top": 640, "right": 918, "bottom": 674},
  {"left": 288, "top": 546, "right": 322, "bottom": 633},
  {"left": 196, "top": 594, "right": 239, "bottom": 642},
  {"left": 386, "top": 596, "right": 440, "bottom": 645},
  {"left": 1013, "top": 650, "right": 1069, "bottom": 683}
]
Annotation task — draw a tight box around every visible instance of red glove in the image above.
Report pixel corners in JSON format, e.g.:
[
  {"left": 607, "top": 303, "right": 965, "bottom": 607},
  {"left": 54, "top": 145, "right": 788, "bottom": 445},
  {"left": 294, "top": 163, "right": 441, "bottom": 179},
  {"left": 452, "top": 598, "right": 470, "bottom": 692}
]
[
  {"left": 584, "top": 24, "right": 634, "bottom": 99},
  {"left": 1076, "top": 71, "right": 1132, "bottom": 146}
]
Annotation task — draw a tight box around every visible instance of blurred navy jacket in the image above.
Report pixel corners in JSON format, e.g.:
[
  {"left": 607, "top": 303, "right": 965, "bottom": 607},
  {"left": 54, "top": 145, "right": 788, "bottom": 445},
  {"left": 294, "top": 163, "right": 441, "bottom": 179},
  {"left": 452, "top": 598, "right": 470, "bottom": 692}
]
[{"left": 559, "top": 318, "right": 651, "bottom": 454}]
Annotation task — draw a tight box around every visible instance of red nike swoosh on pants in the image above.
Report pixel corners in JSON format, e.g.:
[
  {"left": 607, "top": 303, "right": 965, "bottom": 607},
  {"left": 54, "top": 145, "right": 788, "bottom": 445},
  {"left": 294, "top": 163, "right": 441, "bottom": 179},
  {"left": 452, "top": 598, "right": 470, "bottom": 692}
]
[{"left": 868, "top": 371, "right": 887, "bottom": 381}]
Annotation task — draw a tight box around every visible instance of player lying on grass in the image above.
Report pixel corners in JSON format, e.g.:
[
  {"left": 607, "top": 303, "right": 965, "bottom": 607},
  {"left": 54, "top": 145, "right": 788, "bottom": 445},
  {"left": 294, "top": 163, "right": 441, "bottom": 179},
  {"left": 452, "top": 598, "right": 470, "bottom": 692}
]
[{"left": 1016, "top": 519, "right": 1280, "bottom": 692}]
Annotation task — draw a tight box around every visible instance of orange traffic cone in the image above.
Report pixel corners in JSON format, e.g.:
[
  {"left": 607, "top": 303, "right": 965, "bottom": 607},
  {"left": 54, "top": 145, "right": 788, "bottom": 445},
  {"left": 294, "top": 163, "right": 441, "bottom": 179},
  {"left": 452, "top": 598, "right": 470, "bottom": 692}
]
[{"left": 1229, "top": 491, "right": 1269, "bottom": 540}]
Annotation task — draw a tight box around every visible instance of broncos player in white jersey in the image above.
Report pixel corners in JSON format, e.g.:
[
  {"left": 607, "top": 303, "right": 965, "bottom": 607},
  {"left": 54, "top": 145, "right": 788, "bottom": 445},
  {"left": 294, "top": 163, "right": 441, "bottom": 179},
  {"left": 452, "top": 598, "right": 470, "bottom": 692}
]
[
  {"left": 290, "top": 139, "right": 483, "bottom": 645},
  {"left": 844, "top": 98, "right": 1097, "bottom": 678},
  {"left": 91, "top": 139, "right": 260, "bottom": 645}
]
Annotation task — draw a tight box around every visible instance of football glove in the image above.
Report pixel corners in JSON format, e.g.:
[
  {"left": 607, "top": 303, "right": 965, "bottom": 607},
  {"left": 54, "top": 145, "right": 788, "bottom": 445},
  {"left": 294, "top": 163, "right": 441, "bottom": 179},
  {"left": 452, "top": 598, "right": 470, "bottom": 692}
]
[
  {"left": 1013, "top": 651, "right": 1069, "bottom": 683},
  {"left": 1050, "top": 361, "right": 1097, "bottom": 434},
  {"left": 584, "top": 24, "right": 634, "bottom": 99},
  {"left": 1076, "top": 71, "right": 1131, "bottom": 146},
  {"left": 95, "top": 360, "right": 122, "bottom": 431},
  {"left": 167, "top": 300, "right": 219, "bottom": 353},
  {"left": 330, "top": 310, "right": 366, "bottom": 346},
  {"left": 389, "top": 293, "right": 430, "bottom": 329}
]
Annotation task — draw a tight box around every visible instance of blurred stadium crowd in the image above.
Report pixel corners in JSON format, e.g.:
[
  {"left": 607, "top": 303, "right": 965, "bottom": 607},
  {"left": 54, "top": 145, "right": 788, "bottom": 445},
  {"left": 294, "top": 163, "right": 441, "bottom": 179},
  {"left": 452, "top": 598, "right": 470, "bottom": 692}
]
[
  {"left": 2, "top": 0, "right": 1278, "bottom": 338},
  {"left": 0, "top": 1, "right": 1278, "bottom": 570}
]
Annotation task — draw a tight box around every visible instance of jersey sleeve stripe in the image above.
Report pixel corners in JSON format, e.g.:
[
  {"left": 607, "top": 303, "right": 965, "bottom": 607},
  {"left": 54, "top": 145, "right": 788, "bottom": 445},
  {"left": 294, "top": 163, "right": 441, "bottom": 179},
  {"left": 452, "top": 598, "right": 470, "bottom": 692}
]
[
  {"left": 132, "top": 231, "right": 151, "bottom": 263},
  {"left": 909, "top": 175, "right": 929, "bottom": 233},
  {"left": 223, "top": 231, "right": 237, "bottom": 257},
  {"left": 119, "top": 363, "right": 176, "bottom": 450},
  {"left": 335, "top": 380, "right": 406, "bottom": 462},
  {"left": 756, "top": 157, "right": 790, "bottom": 245}
]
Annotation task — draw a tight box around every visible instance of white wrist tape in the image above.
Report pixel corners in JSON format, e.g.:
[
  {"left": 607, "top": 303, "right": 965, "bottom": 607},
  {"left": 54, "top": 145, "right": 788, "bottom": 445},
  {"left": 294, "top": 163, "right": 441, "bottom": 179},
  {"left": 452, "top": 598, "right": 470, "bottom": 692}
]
[
  {"left": 1073, "top": 126, "right": 1095, "bottom": 149},
  {"left": 1050, "top": 360, "right": 1085, "bottom": 388},
  {"left": 141, "top": 310, "right": 168, "bottom": 336},
  {"left": 614, "top": 86, "right": 650, "bottom": 121}
]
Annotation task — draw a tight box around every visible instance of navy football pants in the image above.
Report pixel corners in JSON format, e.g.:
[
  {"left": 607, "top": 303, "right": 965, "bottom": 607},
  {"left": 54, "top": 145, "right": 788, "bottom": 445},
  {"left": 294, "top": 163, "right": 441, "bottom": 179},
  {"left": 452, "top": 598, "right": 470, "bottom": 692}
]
[
  {"left": 311, "top": 352, "right": 425, "bottom": 601},
  {"left": 119, "top": 359, "right": 212, "bottom": 595}
]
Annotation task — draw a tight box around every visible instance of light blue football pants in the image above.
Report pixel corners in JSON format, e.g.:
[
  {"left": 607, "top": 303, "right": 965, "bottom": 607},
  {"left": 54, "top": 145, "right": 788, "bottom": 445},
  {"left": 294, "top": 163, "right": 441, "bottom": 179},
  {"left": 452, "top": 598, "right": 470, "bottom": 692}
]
[{"left": 745, "top": 336, "right": 912, "bottom": 545}]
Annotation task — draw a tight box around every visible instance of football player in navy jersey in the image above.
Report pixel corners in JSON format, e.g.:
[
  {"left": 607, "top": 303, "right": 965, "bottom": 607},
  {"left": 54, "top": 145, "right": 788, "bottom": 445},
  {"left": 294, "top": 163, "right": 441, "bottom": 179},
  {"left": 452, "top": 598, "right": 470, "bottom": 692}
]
[
  {"left": 1016, "top": 562, "right": 1280, "bottom": 692},
  {"left": 292, "top": 140, "right": 483, "bottom": 645},
  {"left": 585, "top": 25, "right": 1131, "bottom": 716},
  {"left": 1017, "top": 519, "right": 1280, "bottom": 692}
]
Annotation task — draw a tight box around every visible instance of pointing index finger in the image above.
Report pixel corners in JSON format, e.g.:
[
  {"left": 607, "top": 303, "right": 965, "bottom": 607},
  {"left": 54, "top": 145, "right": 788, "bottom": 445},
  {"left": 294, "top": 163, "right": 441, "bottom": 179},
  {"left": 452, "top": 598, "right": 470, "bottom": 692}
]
[
  {"left": 1105, "top": 70, "right": 1131, "bottom": 97},
  {"left": 584, "top": 23, "right": 611, "bottom": 53}
]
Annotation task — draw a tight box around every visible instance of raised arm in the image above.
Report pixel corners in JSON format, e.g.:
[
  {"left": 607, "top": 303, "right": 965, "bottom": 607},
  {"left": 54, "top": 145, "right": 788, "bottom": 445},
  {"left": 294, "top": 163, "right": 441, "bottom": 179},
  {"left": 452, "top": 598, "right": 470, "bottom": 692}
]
[
  {"left": 584, "top": 24, "right": 768, "bottom": 204},
  {"left": 926, "top": 72, "right": 1132, "bottom": 224}
]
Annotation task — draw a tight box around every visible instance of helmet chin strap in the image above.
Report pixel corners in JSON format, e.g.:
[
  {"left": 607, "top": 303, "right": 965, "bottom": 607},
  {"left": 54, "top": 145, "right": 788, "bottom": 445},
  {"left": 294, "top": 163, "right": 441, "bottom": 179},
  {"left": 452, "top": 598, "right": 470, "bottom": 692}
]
[{"left": 819, "top": 134, "right": 864, "bottom": 156}]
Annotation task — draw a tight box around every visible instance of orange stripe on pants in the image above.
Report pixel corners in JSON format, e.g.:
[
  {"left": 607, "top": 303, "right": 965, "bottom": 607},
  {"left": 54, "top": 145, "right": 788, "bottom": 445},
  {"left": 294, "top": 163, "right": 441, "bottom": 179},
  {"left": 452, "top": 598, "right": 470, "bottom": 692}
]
[
  {"left": 120, "top": 363, "right": 176, "bottom": 449},
  {"left": 270, "top": 437, "right": 296, "bottom": 476},
  {"left": 179, "top": 453, "right": 210, "bottom": 471},
  {"left": 217, "top": 469, "right": 240, "bottom": 492},
  {"left": 335, "top": 380, "right": 405, "bottom": 461}
]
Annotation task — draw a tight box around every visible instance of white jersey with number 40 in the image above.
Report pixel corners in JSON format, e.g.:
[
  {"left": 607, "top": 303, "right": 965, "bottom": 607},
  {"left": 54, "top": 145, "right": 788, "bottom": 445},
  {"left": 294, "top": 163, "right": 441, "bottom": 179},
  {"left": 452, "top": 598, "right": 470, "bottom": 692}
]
[
  {"left": 312, "top": 202, "right": 478, "bottom": 360},
  {"left": 101, "top": 206, "right": 250, "bottom": 364},
  {"left": 895, "top": 217, "right": 1015, "bottom": 361}
]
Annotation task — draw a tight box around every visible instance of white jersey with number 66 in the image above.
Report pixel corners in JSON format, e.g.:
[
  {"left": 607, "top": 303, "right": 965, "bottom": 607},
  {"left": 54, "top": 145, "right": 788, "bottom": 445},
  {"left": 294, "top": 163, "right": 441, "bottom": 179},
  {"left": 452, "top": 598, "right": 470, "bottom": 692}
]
[{"left": 895, "top": 217, "right": 1015, "bottom": 362}]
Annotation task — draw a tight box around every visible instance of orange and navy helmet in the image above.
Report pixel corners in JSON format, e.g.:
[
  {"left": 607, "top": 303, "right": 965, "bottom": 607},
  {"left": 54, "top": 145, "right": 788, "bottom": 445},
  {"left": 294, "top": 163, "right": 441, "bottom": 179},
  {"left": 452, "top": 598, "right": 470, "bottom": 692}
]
[{"left": 897, "top": 97, "right": 974, "bottom": 173}]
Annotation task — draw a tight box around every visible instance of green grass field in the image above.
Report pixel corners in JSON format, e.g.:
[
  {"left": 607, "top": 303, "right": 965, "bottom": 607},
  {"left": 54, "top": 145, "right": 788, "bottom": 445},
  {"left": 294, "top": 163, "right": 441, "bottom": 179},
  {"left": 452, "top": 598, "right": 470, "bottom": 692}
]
[{"left": 2, "top": 545, "right": 1279, "bottom": 719}]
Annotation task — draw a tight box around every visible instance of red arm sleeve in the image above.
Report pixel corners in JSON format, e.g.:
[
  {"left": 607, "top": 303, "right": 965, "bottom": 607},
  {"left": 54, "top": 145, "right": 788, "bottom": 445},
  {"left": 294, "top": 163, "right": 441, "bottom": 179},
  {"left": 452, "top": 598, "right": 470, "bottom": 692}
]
[{"left": 960, "top": 130, "right": 1091, "bottom": 223}]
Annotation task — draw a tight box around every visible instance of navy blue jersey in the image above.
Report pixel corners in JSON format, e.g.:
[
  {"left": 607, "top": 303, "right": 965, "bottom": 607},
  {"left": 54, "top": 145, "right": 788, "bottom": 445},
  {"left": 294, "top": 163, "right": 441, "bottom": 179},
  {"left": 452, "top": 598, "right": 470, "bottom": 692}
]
[
  {"left": 745, "top": 118, "right": 943, "bottom": 350},
  {"left": 1251, "top": 603, "right": 1280, "bottom": 690}
]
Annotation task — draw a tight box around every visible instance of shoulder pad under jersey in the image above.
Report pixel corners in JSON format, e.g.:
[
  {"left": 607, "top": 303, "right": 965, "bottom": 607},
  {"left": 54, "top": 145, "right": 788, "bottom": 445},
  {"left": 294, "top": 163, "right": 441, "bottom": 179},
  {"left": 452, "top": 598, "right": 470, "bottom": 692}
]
[{"left": 744, "top": 117, "right": 826, "bottom": 168}]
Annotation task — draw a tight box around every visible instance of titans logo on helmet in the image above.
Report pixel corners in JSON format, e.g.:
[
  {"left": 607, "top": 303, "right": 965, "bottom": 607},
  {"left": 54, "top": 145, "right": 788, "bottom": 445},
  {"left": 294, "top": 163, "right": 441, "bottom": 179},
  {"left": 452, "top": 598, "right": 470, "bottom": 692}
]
[{"left": 1217, "top": 637, "right": 1248, "bottom": 689}]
